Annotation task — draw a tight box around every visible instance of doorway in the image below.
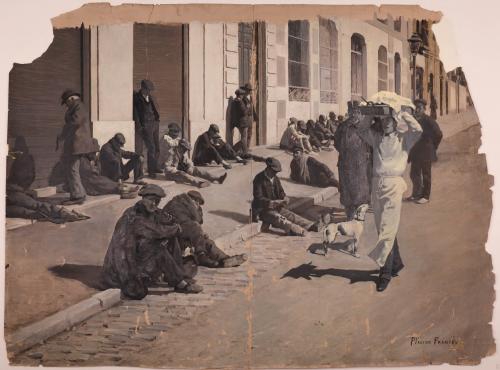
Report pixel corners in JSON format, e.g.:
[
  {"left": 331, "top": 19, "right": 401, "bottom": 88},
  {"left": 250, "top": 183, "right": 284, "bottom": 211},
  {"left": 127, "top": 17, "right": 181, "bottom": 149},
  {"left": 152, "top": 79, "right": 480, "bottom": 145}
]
[{"left": 238, "top": 22, "right": 265, "bottom": 146}]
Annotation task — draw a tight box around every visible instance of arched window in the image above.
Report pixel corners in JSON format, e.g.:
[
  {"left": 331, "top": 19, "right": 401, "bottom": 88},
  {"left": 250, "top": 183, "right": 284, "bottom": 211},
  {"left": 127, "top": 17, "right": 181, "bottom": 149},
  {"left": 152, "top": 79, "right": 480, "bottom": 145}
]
[
  {"left": 378, "top": 46, "right": 388, "bottom": 91},
  {"left": 351, "top": 34, "right": 366, "bottom": 101},
  {"left": 288, "top": 20, "right": 310, "bottom": 102},
  {"left": 394, "top": 52, "right": 401, "bottom": 95},
  {"left": 319, "top": 18, "right": 338, "bottom": 103}
]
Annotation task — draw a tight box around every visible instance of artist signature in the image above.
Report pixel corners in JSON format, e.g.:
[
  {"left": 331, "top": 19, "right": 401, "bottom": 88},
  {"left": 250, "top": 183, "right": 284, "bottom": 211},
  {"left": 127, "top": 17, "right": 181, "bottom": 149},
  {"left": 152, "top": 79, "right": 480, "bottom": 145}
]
[{"left": 410, "top": 337, "right": 462, "bottom": 346}]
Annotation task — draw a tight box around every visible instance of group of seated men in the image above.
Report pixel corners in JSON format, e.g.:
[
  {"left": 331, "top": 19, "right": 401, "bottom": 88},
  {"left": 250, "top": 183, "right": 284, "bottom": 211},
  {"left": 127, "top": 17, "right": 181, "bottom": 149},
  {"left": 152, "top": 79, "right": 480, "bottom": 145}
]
[
  {"left": 102, "top": 184, "right": 248, "bottom": 299},
  {"left": 280, "top": 112, "right": 343, "bottom": 154}
]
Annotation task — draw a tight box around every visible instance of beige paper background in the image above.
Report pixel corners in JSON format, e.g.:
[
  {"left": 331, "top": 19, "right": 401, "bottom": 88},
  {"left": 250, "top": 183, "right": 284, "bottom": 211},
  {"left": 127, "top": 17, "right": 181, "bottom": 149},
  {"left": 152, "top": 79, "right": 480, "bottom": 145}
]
[{"left": 0, "top": 0, "right": 498, "bottom": 369}]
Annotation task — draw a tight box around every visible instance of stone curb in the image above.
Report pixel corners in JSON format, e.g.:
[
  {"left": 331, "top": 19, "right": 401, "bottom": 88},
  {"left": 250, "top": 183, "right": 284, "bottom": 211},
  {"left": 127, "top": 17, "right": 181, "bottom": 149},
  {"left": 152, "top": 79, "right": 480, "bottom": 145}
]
[
  {"left": 6, "top": 289, "right": 121, "bottom": 356},
  {"left": 5, "top": 185, "right": 338, "bottom": 356}
]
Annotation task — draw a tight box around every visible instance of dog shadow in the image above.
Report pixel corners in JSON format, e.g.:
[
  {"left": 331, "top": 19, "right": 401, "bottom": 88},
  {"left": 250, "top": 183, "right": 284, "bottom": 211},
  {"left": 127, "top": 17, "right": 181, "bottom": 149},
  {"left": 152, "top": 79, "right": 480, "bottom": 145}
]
[
  {"left": 281, "top": 262, "right": 379, "bottom": 284},
  {"left": 308, "top": 240, "right": 352, "bottom": 256}
]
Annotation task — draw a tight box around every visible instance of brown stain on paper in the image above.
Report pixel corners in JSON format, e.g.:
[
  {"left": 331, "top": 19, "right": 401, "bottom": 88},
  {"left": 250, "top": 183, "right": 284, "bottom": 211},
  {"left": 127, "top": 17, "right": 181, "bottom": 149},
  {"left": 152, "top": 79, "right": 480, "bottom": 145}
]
[{"left": 51, "top": 3, "right": 442, "bottom": 29}]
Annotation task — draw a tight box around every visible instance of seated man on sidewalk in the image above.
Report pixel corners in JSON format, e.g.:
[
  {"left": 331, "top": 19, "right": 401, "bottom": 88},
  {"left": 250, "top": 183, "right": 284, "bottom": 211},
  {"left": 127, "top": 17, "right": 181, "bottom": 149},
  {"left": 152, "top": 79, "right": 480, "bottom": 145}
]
[
  {"left": 80, "top": 139, "right": 139, "bottom": 198},
  {"left": 290, "top": 146, "right": 339, "bottom": 188},
  {"left": 251, "top": 157, "right": 326, "bottom": 236},
  {"left": 163, "top": 137, "right": 227, "bottom": 188},
  {"left": 99, "top": 133, "right": 146, "bottom": 185},
  {"left": 102, "top": 184, "right": 203, "bottom": 300},
  {"left": 280, "top": 118, "right": 314, "bottom": 153},
  {"left": 163, "top": 190, "right": 247, "bottom": 268},
  {"left": 192, "top": 124, "right": 246, "bottom": 170}
]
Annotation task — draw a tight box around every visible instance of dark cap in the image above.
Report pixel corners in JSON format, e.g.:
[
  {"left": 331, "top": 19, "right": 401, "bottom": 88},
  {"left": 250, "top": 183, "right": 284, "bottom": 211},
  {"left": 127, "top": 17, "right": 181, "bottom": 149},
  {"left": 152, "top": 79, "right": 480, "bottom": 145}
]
[
  {"left": 138, "top": 184, "right": 166, "bottom": 198},
  {"left": 241, "top": 82, "right": 253, "bottom": 91},
  {"left": 265, "top": 157, "right": 282, "bottom": 172},
  {"left": 60, "top": 89, "right": 81, "bottom": 105},
  {"left": 297, "top": 120, "right": 307, "bottom": 129},
  {"left": 168, "top": 122, "right": 181, "bottom": 132},
  {"left": 209, "top": 124, "right": 220, "bottom": 133},
  {"left": 187, "top": 190, "right": 205, "bottom": 205},
  {"left": 113, "top": 133, "right": 126, "bottom": 146},
  {"left": 90, "top": 138, "right": 100, "bottom": 153},
  {"left": 179, "top": 138, "right": 191, "bottom": 150},
  {"left": 141, "top": 79, "right": 155, "bottom": 91},
  {"left": 289, "top": 117, "right": 298, "bottom": 124},
  {"left": 319, "top": 114, "right": 326, "bottom": 121},
  {"left": 329, "top": 111, "right": 336, "bottom": 117},
  {"left": 235, "top": 88, "right": 245, "bottom": 96},
  {"left": 414, "top": 98, "right": 427, "bottom": 106}
]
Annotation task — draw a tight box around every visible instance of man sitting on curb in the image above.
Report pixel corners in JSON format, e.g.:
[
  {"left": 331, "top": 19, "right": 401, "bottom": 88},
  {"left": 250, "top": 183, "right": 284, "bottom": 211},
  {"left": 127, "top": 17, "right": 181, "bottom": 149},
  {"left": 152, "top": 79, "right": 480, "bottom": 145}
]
[
  {"left": 99, "top": 133, "right": 146, "bottom": 185},
  {"left": 163, "top": 190, "right": 248, "bottom": 268},
  {"left": 290, "top": 146, "right": 339, "bottom": 188},
  {"left": 251, "top": 157, "right": 328, "bottom": 236},
  {"left": 193, "top": 124, "right": 246, "bottom": 170},
  {"left": 102, "top": 184, "right": 203, "bottom": 300},
  {"left": 163, "top": 136, "right": 227, "bottom": 188}
]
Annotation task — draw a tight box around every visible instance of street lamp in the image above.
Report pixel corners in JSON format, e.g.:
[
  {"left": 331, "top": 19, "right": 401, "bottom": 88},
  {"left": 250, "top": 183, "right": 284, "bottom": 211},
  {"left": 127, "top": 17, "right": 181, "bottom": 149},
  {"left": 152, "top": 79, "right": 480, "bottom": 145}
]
[{"left": 408, "top": 32, "right": 422, "bottom": 101}]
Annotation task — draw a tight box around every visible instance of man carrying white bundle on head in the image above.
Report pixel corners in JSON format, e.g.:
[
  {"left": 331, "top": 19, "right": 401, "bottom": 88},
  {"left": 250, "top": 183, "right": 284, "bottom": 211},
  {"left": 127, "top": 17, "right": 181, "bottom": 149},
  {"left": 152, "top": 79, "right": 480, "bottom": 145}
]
[{"left": 355, "top": 100, "right": 422, "bottom": 292}]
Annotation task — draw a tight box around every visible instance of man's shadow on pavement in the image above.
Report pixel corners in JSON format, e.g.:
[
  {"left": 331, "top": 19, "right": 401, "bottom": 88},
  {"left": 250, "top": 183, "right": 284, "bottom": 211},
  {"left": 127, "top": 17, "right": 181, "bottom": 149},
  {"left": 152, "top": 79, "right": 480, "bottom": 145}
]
[
  {"left": 49, "top": 264, "right": 106, "bottom": 290},
  {"left": 281, "top": 261, "right": 378, "bottom": 285},
  {"left": 209, "top": 210, "right": 251, "bottom": 224}
]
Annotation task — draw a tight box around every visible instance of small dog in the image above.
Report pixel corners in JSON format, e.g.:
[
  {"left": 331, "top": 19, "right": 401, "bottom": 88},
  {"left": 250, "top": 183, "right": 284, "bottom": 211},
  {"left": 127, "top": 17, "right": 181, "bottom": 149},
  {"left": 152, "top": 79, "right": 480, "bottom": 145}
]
[{"left": 321, "top": 204, "right": 370, "bottom": 258}]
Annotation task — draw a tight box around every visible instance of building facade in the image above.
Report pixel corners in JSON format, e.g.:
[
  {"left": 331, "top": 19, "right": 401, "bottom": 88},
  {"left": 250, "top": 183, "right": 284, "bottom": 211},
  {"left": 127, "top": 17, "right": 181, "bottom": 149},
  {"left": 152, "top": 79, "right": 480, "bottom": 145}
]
[{"left": 7, "top": 15, "right": 466, "bottom": 188}]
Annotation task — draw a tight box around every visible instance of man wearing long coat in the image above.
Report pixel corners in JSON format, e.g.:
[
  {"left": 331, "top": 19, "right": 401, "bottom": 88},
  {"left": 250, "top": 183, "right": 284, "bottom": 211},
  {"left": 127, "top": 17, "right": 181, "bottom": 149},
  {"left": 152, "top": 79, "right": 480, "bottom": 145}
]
[
  {"left": 102, "top": 185, "right": 202, "bottom": 299},
  {"left": 333, "top": 102, "right": 372, "bottom": 220},
  {"left": 100, "top": 133, "right": 145, "bottom": 184},
  {"left": 163, "top": 191, "right": 247, "bottom": 268},
  {"left": 408, "top": 99, "right": 443, "bottom": 204},
  {"left": 133, "top": 79, "right": 161, "bottom": 177},
  {"left": 58, "top": 89, "right": 95, "bottom": 205}
]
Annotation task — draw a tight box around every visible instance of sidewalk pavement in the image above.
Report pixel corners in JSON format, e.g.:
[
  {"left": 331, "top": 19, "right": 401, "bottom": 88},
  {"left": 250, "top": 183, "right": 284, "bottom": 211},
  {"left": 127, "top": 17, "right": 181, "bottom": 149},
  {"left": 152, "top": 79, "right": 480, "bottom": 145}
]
[{"left": 4, "top": 144, "right": 339, "bottom": 339}]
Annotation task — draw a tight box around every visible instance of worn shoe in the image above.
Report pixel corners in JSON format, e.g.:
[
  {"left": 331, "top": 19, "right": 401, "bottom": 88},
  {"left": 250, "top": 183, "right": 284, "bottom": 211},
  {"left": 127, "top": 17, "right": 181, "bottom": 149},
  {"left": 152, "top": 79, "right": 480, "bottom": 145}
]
[
  {"left": 198, "top": 181, "right": 211, "bottom": 188},
  {"left": 148, "top": 173, "right": 157, "bottom": 179},
  {"left": 175, "top": 282, "right": 203, "bottom": 294},
  {"left": 133, "top": 179, "right": 147, "bottom": 185},
  {"left": 222, "top": 161, "right": 232, "bottom": 170},
  {"left": 236, "top": 156, "right": 248, "bottom": 165},
  {"left": 197, "top": 254, "right": 220, "bottom": 268},
  {"left": 376, "top": 277, "right": 391, "bottom": 292},
  {"left": 62, "top": 197, "right": 86, "bottom": 205},
  {"left": 288, "top": 224, "right": 307, "bottom": 237},
  {"left": 416, "top": 197, "right": 429, "bottom": 204},
  {"left": 218, "top": 173, "right": 228, "bottom": 184},
  {"left": 260, "top": 223, "right": 271, "bottom": 232},
  {"left": 221, "top": 254, "right": 248, "bottom": 268}
]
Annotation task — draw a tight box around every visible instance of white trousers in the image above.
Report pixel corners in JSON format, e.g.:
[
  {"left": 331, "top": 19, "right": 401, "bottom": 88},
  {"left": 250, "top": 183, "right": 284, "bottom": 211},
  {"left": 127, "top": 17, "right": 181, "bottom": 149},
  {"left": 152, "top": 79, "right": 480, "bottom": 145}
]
[{"left": 368, "top": 176, "right": 407, "bottom": 267}]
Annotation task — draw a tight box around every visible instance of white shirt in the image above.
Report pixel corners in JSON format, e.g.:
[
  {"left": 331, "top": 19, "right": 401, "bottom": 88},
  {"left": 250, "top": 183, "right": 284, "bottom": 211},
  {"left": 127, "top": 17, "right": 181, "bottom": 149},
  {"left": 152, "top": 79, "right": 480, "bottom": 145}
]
[{"left": 358, "top": 112, "right": 422, "bottom": 177}]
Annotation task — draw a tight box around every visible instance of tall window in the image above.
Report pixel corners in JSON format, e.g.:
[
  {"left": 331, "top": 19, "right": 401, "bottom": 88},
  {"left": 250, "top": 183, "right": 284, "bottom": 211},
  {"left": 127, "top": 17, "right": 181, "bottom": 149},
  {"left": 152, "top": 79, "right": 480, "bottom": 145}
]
[
  {"left": 319, "top": 18, "right": 338, "bottom": 103},
  {"left": 378, "top": 46, "right": 388, "bottom": 91},
  {"left": 394, "top": 16, "right": 402, "bottom": 32},
  {"left": 394, "top": 52, "right": 401, "bottom": 95},
  {"left": 288, "top": 20, "right": 310, "bottom": 102},
  {"left": 351, "top": 34, "right": 365, "bottom": 101}
]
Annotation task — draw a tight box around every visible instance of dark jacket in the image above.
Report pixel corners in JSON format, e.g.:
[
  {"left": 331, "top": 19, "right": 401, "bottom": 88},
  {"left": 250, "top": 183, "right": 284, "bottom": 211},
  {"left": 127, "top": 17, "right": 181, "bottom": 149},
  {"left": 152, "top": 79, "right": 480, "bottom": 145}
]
[
  {"left": 231, "top": 96, "right": 257, "bottom": 129},
  {"left": 60, "top": 100, "right": 94, "bottom": 155},
  {"left": 133, "top": 91, "right": 160, "bottom": 129},
  {"left": 333, "top": 117, "right": 372, "bottom": 209},
  {"left": 409, "top": 114, "right": 443, "bottom": 162},
  {"left": 192, "top": 132, "right": 222, "bottom": 165},
  {"left": 163, "top": 193, "right": 204, "bottom": 225},
  {"left": 100, "top": 138, "right": 137, "bottom": 182},
  {"left": 290, "top": 156, "right": 337, "bottom": 188},
  {"left": 102, "top": 200, "right": 181, "bottom": 299},
  {"left": 251, "top": 170, "right": 286, "bottom": 218}
]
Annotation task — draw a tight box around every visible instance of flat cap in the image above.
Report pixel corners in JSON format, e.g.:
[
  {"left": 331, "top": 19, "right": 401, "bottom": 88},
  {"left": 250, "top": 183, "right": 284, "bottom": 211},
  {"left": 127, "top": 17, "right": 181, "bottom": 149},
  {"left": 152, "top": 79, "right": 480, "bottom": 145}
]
[
  {"left": 138, "top": 184, "right": 166, "bottom": 198},
  {"left": 141, "top": 79, "right": 155, "bottom": 91},
  {"left": 265, "top": 157, "right": 282, "bottom": 172},
  {"left": 187, "top": 190, "right": 205, "bottom": 205},
  {"left": 209, "top": 123, "right": 220, "bottom": 133},
  {"left": 60, "top": 89, "right": 81, "bottom": 105},
  {"left": 168, "top": 122, "right": 181, "bottom": 132},
  {"left": 179, "top": 138, "right": 191, "bottom": 150},
  {"left": 241, "top": 82, "right": 253, "bottom": 91}
]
